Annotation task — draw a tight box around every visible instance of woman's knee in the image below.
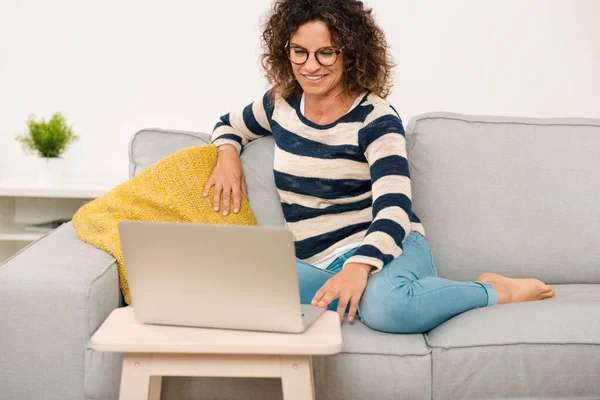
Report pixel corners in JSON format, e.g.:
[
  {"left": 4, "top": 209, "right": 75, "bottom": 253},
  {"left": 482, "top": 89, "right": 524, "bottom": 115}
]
[
  {"left": 359, "top": 274, "right": 430, "bottom": 334},
  {"left": 358, "top": 273, "right": 399, "bottom": 332}
]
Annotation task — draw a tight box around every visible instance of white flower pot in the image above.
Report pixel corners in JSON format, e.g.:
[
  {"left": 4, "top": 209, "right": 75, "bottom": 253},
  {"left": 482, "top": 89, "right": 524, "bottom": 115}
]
[{"left": 30, "top": 157, "right": 65, "bottom": 186}]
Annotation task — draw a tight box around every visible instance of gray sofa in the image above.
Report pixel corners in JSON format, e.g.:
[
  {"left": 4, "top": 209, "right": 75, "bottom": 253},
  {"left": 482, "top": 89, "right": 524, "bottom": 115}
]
[{"left": 1, "top": 112, "right": 599, "bottom": 400}]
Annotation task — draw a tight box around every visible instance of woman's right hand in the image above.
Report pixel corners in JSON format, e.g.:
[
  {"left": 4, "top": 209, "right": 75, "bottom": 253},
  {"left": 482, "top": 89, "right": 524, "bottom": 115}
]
[{"left": 203, "top": 144, "right": 248, "bottom": 215}]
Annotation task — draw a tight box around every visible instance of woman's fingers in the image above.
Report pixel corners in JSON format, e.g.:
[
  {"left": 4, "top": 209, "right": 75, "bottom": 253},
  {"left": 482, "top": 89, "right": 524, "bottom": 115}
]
[
  {"left": 337, "top": 291, "right": 351, "bottom": 322},
  {"left": 203, "top": 176, "right": 214, "bottom": 198},
  {"left": 317, "top": 290, "right": 338, "bottom": 309},
  {"left": 232, "top": 184, "right": 242, "bottom": 214},
  {"left": 221, "top": 185, "right": 232, "bottom": 215},
  {"left": 209, "top": 147, "right": 247, "bottom": 214},
  {"left": 210, "top": 183, "right": 246, "bottom": 215},
  {"left": 312, "top": 287, "right": 326, "bottom": 306},
  {"left": 347, "top": 295, "right": 360, "bottom": 322},
  {"left": 313, "top": 285, "right": 336, "bottom": 307},
  {"left": 213, "top": 184, "right": 223, "bottom": 211}
]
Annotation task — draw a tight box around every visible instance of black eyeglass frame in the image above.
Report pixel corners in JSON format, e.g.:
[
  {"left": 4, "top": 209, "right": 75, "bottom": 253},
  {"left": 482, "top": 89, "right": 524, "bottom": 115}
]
[{"left": 285, "top": 41, "right": 344, "bottom": 66}]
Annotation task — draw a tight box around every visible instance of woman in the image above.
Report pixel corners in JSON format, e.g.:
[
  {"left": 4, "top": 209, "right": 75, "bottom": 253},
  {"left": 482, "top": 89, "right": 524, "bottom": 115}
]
[{"left": 203, "top": 0, "right": 555, "bottom": 334}]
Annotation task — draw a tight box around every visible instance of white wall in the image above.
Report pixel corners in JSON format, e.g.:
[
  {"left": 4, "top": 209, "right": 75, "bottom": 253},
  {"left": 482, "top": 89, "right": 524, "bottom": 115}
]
[{"left": 1, "top": 0, "right": 599, "bottom": 181}]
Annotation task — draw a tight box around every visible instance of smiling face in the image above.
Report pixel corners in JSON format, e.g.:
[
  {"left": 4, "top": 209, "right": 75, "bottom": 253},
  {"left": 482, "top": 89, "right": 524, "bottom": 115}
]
[{"left": 289, "top": 20, "right": 344, "bottom": 98}]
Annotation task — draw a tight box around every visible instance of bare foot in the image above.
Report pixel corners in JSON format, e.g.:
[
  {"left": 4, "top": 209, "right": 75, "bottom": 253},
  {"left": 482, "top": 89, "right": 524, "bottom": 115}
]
[{"left": 476, "top": 272, "right": 555, "bottom": 304}]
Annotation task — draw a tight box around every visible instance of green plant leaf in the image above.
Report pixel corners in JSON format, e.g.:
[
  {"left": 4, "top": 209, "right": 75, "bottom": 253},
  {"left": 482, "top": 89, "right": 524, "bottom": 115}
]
[{"left": 14, "top": 112, "right": 79, "bottom": 158}]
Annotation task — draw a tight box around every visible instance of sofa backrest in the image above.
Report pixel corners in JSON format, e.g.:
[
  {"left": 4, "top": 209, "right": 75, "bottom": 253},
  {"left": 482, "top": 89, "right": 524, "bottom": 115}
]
[
  {"left": 130, "top": 112, "right": 600, "bottom": 284},
  {"left": 129, "top": 128, "right": 284, "bottom": 228},
  {"left": 405, "top": 112, "right": 600, "bottom": 284}
]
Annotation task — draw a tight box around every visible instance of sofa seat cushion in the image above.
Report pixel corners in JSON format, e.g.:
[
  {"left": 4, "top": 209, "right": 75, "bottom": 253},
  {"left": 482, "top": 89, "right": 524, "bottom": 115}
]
[
  {"left": 87, "top": 321, "right": 432, "bottom": 400},
  {"left": 426, "top": 284, "right": 600, "bottom": 399}
]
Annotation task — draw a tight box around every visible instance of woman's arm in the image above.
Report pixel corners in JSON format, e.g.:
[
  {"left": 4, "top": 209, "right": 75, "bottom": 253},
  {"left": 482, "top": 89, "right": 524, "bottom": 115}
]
[
  {"left": 344, "top": 112, "right": 413, "bottom": 272},
  {"left": 211, "top": 90, "right": 274, "bottom": 154}
]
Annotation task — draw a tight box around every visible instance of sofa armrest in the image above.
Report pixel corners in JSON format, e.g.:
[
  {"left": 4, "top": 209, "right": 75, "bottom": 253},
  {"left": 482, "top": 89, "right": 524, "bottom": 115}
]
[{"left": 0, "top": 222, "right": 122, "bottom": 400}]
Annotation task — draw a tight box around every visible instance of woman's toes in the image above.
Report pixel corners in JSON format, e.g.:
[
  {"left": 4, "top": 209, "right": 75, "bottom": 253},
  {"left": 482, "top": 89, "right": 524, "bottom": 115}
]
[{"left": 541, "top": 290, "right": 555, "bottom": 299}]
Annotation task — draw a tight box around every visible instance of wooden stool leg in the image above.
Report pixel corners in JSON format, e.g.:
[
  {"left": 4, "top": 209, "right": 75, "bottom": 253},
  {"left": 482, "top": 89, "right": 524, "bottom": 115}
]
[
  {"left": 280, "top": 356, "right": 315, "bottom": 400},
  {"left": 149, "top": 376, "right": 163, "bottom": 400},
  {"left": 119, "top": 353, "right": 153, "bottom": 400}
]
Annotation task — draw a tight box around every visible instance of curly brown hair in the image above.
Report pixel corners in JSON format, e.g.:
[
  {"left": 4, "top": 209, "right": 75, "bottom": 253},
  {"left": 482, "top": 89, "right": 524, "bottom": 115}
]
[{"left": 260, "top": 0, "right": 395, "bottom": 100}]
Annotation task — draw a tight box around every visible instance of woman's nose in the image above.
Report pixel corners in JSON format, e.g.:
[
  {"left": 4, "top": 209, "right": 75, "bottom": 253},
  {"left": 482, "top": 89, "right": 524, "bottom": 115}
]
[{"left": 304, "top": 53, "right": 321, "bottom": 72}]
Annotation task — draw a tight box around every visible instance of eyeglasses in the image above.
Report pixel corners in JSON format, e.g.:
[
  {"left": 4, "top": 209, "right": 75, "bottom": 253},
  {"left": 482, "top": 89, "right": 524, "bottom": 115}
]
[{"left": 285, "top": 42, "right": 344, "bottom": 67}]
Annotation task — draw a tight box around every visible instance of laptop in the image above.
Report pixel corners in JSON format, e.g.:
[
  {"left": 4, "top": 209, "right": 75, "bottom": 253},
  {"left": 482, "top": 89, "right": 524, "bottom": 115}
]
[{"left": 118, "top": 221, "right": 327, "bottom": 333}]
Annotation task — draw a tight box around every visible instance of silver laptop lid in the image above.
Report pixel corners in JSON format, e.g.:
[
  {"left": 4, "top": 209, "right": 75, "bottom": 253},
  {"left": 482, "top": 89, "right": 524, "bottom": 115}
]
[{"left": 118, "top": 221, "right": 307, "bottom": 332}]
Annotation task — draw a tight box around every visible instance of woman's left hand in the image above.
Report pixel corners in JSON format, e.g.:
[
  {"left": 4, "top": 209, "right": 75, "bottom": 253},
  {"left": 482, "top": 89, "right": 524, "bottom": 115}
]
[{"left": 312, "top": 262, "right": 372, "bottom": 323}]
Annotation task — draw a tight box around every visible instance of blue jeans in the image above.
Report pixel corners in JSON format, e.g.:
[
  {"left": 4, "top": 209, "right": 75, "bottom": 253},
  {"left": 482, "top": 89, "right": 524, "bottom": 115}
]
[{"left": 296, "top": 231, "right": 498, "bottom": 333}]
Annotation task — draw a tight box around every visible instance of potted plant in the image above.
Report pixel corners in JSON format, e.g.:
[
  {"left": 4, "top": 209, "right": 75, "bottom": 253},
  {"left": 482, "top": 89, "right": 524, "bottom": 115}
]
[{"left": 15, "top": 112, "right": 79, "bottom": 184}]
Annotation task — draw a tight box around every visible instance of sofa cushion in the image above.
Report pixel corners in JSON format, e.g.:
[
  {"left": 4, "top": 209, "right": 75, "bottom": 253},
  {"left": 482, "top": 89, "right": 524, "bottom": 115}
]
[
  {"left": 426, "top": 284, "right": 600, "bottom": 399},
  {"left": 129, "top": 128, "right": 211, "bottom": 177},
  {"left": 405, "top": 112, "right": 600, "bottom": 283}
]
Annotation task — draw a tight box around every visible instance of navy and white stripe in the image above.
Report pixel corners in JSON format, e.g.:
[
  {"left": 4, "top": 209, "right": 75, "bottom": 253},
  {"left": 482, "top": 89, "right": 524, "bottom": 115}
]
[
  {"left": 212, "top": 91, "right": 426, "bottom": 272},
  {"left": 212, "top": 92, "right": 273, "bottom": 154}
]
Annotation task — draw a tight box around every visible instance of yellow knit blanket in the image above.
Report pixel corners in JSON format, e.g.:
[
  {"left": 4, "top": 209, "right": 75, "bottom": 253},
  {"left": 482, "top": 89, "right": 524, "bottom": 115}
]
[{"left": 72, "top": 145, "right": 258, "bottom": 304}]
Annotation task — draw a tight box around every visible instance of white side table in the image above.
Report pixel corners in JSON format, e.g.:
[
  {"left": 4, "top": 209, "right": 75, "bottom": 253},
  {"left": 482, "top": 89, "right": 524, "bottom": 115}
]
[{"left": 90, "top": 307, "right": 342, "bottom": 400}]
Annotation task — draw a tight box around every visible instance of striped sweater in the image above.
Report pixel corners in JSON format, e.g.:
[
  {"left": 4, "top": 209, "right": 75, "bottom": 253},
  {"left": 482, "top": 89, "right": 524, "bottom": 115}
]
[{"left": 212, "top": 90, "right": 426, "bottom": 273}]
